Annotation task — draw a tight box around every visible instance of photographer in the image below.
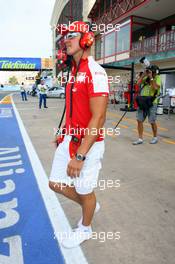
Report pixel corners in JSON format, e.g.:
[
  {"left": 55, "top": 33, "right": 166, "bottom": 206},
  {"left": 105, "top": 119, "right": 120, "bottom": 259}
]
[{"left": 133, "top": 65, "right": 161, "bottom": 145}]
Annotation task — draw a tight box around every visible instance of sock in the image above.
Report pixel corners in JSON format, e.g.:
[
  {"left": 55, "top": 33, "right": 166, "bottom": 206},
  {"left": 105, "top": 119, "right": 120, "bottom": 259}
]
[{"left": 138, "top": 138, "right": 143, "bottom": 141}]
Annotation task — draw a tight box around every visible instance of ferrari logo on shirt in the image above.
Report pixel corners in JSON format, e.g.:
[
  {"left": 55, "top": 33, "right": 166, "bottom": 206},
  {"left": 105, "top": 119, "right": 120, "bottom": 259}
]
[{"left": 76, "top": 72, "right": 86, "bottom": 83}]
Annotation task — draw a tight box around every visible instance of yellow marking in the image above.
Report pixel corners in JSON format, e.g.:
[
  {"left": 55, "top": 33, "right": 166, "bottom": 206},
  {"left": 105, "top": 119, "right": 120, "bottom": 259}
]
[
  {"left": 108, "top": 134, "right": 118, "bottom": 138},
  {"left": 144, "top": 122, "right": 168, "bottom": 131},
  {"left": 112, "top": 122, "right": 128, "bottom": 129},
  {"left": 162, "top": 139, "right": 175, "bottom": 145},
  {"left": 107, "top": 112, "right": 137, "bottom": 124},
  {"left": 107, "top": 111, "right": 168, "bottom": 131},
  {"left": 0, "top": 96, "right": 12, "bottom": 104},
  {"left": 157, "top": 126, "right": 168, "bottom": 131},
  {"left": 106, "top": 133, "right": 119, "bottom": 138},
  {"left": 133, "top": 129, "right": 175, "bottom": 145},
  {"left": 133, "top": 129, "right": 152, "bottom": 138}
]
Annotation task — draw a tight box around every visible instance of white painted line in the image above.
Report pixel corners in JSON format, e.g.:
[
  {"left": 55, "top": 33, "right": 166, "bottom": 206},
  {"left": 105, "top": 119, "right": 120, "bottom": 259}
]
[
  {"left": 11, "top": 96, "right": 88, "bottom": 264},
  {"left": 16, "top": 106, "right": 59, "bottom": 110}
]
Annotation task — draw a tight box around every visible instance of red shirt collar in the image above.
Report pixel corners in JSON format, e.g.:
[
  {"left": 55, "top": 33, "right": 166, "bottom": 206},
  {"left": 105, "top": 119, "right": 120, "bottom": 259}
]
[{"left": 71, "top": 56, "right": 89, "bottom": 71}]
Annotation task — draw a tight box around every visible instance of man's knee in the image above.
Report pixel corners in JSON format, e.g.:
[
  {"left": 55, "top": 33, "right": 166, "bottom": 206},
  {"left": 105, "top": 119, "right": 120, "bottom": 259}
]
[
  {"left": 49, "top": 181, "right": 66, "bottom": 193},
  {"left": 78, "top": 191, "right": 95, "bottom": 199},
  {"left": 49, "top": 181, "right": 57, "bottom": 191},
  {"left": 137, "top": 120, "right": 144, "bottom": 127},
  {"left": 137, "top": 120, "right": 143, "bottom": 124},
  {"left": 150, "top": 121, "right": 157, "bottom": 127}
]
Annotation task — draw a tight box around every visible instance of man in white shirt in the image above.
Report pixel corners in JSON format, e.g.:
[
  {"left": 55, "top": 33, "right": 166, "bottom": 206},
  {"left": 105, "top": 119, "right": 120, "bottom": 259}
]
[
  {"left": 38, "top": 80, "right": 48, "bottom": 109},
  {"left": 20, "top": 82, "right": 27, "bottom": 101}
]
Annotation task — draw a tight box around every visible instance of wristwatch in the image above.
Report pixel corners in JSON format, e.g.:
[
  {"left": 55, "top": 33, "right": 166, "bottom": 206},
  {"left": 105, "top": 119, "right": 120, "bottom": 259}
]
[{"left": 75, "top": 153, "right": 86, "bottom": 161}]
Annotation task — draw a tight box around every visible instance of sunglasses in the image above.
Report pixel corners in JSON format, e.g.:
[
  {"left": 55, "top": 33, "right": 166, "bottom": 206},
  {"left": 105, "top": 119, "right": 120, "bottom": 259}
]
[{"left": 64, "top": 32, "right": 81, "bottom": 40}]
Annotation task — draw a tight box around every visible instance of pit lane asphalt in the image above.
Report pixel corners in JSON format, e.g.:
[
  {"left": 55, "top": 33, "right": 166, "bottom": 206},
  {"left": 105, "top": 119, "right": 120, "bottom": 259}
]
[{"left": 11, "top": 92, "right": 175, "bottom": 264}]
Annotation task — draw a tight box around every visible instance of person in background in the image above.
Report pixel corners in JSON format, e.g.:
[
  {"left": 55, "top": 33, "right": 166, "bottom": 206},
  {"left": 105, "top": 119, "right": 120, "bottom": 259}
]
[
  {"left": 20, "top": 82, "right": 27, "bottom": 101},
  {"left": 133, "top": 65, "right": 161, "bottom": 145},
  {"left": 38, "top": 80, "right": 48, "bottom": 109},
  {"left": 137, "top": 72, "right": 144, "bottom": 85}
]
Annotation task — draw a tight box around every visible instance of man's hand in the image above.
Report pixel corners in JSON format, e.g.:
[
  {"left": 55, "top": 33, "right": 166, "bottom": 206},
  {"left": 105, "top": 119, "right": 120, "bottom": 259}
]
[
  {"left": 52, "top": 135, "right": 60, "bottom": 148},
  {"left": 67, "top": 158, "right": 84, "bottom": 178},
  {"left": 147, "top": 70, "right": 153, "bottom": 79}
]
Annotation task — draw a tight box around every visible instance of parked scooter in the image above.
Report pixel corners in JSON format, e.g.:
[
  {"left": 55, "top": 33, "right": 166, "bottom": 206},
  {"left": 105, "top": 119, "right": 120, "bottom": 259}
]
[{"left": 30, "top": 84, "right": 37, "bottom": 96}]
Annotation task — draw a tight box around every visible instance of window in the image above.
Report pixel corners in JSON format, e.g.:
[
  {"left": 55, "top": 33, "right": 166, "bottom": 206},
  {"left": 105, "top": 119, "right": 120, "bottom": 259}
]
[
  {"left": 117, "top": 24, "right": 130, "bottom": 53},
  {"left": 100, "top": 0, "right": 104, "bottom": 16},
  {"left": 105, "top": 31, "right": 115, "bottom": 57},
  {"left": 95, "top": 37, "right": 104, "bottom": 59},
  {"left": 112, "top": 0, "right": 116, "bottom": 6},
  {"left": 106, "top": 0, "right": 111, "bottom": 10}
]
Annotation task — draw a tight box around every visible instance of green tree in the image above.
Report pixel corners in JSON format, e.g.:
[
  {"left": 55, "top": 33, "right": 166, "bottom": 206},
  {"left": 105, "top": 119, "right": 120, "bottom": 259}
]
[{"left": 9, "top": 76, "right": 19, "bottom": 85}]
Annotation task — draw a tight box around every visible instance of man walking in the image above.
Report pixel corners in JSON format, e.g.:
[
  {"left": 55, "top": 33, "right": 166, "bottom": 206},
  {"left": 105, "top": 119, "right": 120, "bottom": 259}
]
[{"left": 49, "top": 21, "right": 109, "bottom": 248}]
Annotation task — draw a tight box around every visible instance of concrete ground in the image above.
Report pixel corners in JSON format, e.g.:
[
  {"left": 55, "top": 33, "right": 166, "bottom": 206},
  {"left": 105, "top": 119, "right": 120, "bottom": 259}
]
[{"left": 12, "top": 92, "right": 175, "bottom": 264}]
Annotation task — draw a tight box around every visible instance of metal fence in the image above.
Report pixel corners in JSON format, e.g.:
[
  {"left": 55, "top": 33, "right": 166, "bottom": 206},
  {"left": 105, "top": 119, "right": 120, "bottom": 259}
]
[{"left": 131, "top": 30, "right": 175, "bottom": 57}]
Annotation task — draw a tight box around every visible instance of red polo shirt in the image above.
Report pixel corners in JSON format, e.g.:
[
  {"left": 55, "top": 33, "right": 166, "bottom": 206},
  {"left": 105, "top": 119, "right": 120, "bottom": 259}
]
[{"left": 65, "top": 56, "right": 109, "bottom": 139}]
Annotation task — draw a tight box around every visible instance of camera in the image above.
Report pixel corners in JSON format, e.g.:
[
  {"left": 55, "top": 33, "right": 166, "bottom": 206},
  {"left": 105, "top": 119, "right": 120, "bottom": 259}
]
[{"left": 140, "top": 57, "right": 150, "bottom": 67}]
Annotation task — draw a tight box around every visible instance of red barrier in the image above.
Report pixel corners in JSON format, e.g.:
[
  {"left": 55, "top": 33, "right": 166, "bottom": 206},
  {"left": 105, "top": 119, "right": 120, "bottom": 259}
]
[{"left": 124, "top": 84, "right": 139, "bottom": 109}]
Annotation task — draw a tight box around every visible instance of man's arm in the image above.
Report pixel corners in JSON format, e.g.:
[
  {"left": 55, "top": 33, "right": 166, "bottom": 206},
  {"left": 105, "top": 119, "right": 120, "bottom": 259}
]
[
  {"left": 67, "top": 96, "right": 108, "bottom": 178},
  {"left": 147, "top": 71, "right": 160, "bottom": 90},
  {"left": 137, "top": 71, "right": 148, "bottom": 85},
  {"left": 150, "top": 79, "right": 160, "bottom": 90},
  {"left": 77, "top": 96, "right": 108, "bottom": 155}
]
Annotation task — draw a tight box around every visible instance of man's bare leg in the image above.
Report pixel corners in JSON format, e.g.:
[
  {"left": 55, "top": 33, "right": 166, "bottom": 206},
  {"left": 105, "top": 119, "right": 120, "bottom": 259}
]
[
  {"left": 138, "top": 120, "right": 143, "bottom": 139},
  {"left": 49, "top": 182, "right": 97, "bottom": 226},
  {"left": 49, "top": 181, "right": 82, "bottom": 205},
  {"left": 133, "top": 120, "right": 144, "bottom": 144},
  {"left": 79, "top": 191, "right": 96, "bottom": 226},
  {"left": 151, "top": 122, "right": 157, "bottom": 137}
]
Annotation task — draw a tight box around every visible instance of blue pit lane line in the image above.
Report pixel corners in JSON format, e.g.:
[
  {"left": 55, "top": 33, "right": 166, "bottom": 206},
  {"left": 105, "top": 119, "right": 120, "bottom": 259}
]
[{"left": 0, "top": 98, "right": 88, "bottom": 264}]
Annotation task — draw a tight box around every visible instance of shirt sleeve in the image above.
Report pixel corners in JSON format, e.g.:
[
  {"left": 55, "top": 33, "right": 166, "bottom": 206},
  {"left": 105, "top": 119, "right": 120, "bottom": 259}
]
[
  {"left": 86, "top": 66, "right": 109, "bottom": 97},
  {"left": 141, "top": 76, "right": 148, "bottom": 85},
  {"left": 155, "top": 75, "right": 161, "bottom": 87}
]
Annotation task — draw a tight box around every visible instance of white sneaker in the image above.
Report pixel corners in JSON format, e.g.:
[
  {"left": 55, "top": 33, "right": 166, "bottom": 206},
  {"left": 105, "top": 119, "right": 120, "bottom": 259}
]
[
  {"left": 77, "top": 202, "right": 100, "bottom": 227},
  {"left": 61, "top": 227, "right": 92, "bottom": 248},
  {"left": 132, "top": 138, "right": 143, "bottom": 145},
  {"left": 150, "top": 137, "right": 158, "bottom": 144}
]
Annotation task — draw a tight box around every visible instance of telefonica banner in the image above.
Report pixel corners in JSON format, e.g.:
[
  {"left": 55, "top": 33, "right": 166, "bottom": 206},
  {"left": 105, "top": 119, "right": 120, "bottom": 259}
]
[{"left": 0, "top": 57, "right": 41, "bottom": 70}]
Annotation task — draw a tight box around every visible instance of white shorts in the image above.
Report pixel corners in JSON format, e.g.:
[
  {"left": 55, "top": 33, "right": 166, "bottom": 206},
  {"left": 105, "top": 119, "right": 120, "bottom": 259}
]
[{"left": 49, "top": 135, "right": 105, "bottom": 194}]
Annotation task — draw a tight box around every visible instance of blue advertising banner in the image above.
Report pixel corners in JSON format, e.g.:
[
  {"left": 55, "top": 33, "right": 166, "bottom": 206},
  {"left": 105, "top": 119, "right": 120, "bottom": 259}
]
[{"left": 0, "top": 57, "right": 41, "bottom": 70}]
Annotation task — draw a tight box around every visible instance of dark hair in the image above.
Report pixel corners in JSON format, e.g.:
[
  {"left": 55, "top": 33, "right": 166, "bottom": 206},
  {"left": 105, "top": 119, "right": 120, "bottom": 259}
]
[
  {"left": 146, "top": 65, "right": 159, "bottom": 74},
  {"left": 139, "top": 72, "right": 144, "bottom": 77}
]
